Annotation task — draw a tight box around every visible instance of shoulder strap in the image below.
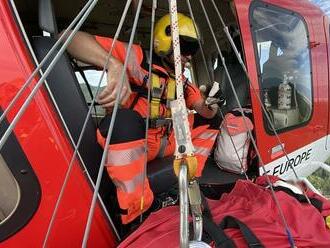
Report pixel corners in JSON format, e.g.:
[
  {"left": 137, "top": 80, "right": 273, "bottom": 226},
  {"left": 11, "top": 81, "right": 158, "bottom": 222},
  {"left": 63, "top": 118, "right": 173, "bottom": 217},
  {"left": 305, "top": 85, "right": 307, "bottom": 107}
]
[
  {"left": 200, "top": 193, "right": 263, "bottom": 248},
  {"left": 203, "top": 216, "right": 236, "bottom": 248},
  {"left": 219, "top": 216, "right": 264, "bottom": 248},
  {"left": 200, "top": 194, "right": 236, "bottom": 248},
  {"left": 274, "top": 185, "right": 323, "bottom": 213}
]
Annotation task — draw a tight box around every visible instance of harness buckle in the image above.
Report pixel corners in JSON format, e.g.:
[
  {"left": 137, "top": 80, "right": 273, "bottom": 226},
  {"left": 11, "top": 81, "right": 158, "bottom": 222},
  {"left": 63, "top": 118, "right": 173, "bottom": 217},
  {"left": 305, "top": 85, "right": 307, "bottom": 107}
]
[
  {"left": 151, "top": 87, "right": 163, "bottom": 98},
  {"left": 149, "top": 118, "right": 172, "bottom": 129}
]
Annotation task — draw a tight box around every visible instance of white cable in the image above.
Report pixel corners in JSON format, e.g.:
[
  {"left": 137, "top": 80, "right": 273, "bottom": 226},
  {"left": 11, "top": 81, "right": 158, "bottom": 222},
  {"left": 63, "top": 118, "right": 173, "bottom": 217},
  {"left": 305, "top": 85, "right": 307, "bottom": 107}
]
[
  {"left": 197, "top": 0, "right": 295, "bottom": 246},
  {"left": 0, "top": 0, "right": 99, "bottom": 152},
  {"left": 0, "top": 0, "right": 95, "bottom": 126},
  {"left": 139, "top": 0, "right": 157, "bottom": 223},
  {"left": 81, "top": 0, "right": 144, "bottom": 246},
  {"left": 41, "top": 0, "right": 134, "bottom": 244}
]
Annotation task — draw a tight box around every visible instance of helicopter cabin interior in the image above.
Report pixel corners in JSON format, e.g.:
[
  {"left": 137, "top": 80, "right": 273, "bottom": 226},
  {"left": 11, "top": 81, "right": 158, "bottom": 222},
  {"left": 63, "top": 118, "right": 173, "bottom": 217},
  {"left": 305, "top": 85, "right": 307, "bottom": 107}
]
[{"left": 0, "top": 0, "right": 319, "bottom": 239}]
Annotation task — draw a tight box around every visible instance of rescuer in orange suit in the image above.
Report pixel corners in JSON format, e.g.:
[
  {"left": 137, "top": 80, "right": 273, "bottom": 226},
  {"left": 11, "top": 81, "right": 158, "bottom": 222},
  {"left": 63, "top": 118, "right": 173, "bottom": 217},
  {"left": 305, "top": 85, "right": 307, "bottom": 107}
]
[{"left": 65, "top": 13, "right": 219, "bottom": 224}]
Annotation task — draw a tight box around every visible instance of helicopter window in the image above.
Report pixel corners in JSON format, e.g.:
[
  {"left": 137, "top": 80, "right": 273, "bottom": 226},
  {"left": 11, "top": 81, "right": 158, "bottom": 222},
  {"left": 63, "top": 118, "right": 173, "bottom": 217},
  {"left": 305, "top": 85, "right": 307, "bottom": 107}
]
[
  {"left": 251, "top": 3, "right": 312, "bottom": 133},
  {"left": 74, "top": 68, "right": 107, "bottom": 118},
  {"left": 0, "top": 155, "right": 19, "bottom": 225},
  {"left": 0, "top": 109, "right": 41, "bottom": 241}
]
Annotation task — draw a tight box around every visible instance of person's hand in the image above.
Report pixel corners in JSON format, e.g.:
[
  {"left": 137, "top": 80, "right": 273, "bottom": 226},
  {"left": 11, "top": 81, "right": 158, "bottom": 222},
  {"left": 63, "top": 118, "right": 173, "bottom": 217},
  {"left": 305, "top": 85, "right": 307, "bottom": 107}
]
[
  {"left": 97, "top": 60, "right": 131, "bottom": 112},
  {"left": 193, "top": 98, "right": 218, "bottom": 119},
  {"left": 208, "top": 103, "right": 219, "bottom": 117}
]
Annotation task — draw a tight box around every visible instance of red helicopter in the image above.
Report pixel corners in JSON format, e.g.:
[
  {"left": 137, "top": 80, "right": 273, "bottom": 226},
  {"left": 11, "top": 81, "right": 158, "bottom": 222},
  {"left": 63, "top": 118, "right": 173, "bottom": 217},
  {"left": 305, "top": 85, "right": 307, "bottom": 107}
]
[{"left": 0, "top": 0, "right": 329, "bottom": 246}]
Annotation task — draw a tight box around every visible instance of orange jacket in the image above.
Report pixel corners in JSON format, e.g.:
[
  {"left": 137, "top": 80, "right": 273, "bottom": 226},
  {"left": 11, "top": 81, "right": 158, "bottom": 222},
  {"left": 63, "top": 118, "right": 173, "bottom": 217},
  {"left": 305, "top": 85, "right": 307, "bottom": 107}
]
[
  {"left": 95, "top": 35, "right": 203, "bottom": 119},
  {"left": 95, "top": 36, "right": 217, "bottom": 224}
]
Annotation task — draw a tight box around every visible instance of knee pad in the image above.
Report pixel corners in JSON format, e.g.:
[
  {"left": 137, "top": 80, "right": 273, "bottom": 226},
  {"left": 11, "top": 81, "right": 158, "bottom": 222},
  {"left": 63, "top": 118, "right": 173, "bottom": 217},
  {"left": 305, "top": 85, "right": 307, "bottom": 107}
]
[{"left": 99, "top": 109, "right": 146, "bottom": 144}]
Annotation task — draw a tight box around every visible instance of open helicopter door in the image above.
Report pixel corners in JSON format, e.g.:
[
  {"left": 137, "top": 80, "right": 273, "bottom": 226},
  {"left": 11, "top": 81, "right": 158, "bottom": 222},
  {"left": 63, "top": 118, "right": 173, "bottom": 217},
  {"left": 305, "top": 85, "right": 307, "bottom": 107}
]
[{"left": 234, "top": 0, "right": 329, "bottom": 178}]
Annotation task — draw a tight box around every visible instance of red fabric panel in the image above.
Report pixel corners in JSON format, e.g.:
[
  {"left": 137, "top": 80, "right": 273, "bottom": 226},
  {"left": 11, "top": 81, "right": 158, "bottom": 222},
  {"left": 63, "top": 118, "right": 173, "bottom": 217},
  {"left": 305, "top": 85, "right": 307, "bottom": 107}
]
[
  {"left": 223, "top": 113, "right": 254, "bottom": 136},
  {"left": 119, "top": 179, "right": 330, "bottom": 247}
]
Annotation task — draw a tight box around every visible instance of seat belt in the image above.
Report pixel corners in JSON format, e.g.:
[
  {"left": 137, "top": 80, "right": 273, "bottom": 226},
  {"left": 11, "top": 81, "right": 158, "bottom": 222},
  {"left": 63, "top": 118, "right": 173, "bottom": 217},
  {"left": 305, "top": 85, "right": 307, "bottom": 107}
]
[
  {"left": 71, "top": 59, "right": 95, "bottom": 103},
  {"left": 150, "top": 73, "right": 163, "bottom": 119}
]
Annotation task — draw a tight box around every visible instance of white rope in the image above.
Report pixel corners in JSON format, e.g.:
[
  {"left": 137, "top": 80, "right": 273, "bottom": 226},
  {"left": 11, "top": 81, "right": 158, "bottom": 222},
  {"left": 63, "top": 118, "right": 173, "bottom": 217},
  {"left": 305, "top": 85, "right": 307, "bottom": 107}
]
[
  {"left": 139, "top": 0, "right": 157, "bottom": 223},
  {"left": 169, "top": 0, "right": 194, "bottom": 158},
  {"left": 81, "top": 0, "right": 144, "bottom": 246},
  {"left": 0, "top": 0, "right": 94, "bottom": 127},
  {"left": 185, "top": 0, "right": 248, "bottom": 179},
  {"left": 208, "top": 0, "right": 310, "bottom": 203},
  {"left": 0, "top": 0, "right": 99, "bottom": 152},
  {"left": 197, "top": 0, "right": 295, "bottom": 246},
  {"left": 42, "top": 0, "right": 134, "bottom": 245}
]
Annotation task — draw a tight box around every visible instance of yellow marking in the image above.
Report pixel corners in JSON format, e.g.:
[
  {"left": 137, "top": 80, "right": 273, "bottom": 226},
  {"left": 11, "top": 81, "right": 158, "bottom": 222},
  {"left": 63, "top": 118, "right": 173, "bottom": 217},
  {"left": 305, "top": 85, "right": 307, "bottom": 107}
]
[
  {"left": 140, "top": 196, "right": 145, "bottom": 211},
  {"left": 326, "top": 215, "right": 330, "bottom": 229}
]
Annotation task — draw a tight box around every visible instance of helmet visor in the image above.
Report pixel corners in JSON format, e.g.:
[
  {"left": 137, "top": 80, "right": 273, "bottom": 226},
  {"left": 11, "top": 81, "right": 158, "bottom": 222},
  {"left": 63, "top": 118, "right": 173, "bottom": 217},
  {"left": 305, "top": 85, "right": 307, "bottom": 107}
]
[{"left": 179, "top": 36, "right": 199, "bottom": 56}]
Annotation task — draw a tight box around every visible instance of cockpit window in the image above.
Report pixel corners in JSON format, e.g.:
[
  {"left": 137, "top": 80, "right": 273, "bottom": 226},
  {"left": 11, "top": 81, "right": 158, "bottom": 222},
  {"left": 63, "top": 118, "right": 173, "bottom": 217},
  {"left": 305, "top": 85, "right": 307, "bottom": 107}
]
[
  {"left": 250, "top": 3, "right": 312, "bottom": 132},
  {"left": 75, "top": 69, "right": 107, "bottom": 117}
]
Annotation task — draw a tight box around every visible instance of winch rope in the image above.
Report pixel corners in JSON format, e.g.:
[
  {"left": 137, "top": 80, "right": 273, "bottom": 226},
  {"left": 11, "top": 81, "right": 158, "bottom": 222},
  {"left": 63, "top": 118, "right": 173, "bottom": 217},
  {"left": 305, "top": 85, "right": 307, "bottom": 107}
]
[
  {"left": 139, "top": 0, "right": 157, "bottom": 223},
  {"left": 196, "top": 0, "right": 295, "bottom": 246},
  {"left": 169, "top": 4, "right": 185, "bottom": 102},
  {"left": 4, "top": 1, "right": 313, "bottom": 247},
  {"left": 185, "top": 0, "right": 248, "bottom": 179},
  {"left": 208, "top": 0, "right": 310, "bottom": 204},
  {"left": 10, "top": 0, "right": 119, "bottom": 242},
  {"left": 81, "top": 0, "right": 144, "bottom": 246},
  {"left": 169, "top": 1, "right": 199, "bottom": 246},
  {"left": 0, "top": 0, "right": 99, "bottom": 152},
  {"left": 0, "top": 0, "right": 94, "bottom": 127},
  {"left": 42, "top": 1, "right": 134, "bottom": 245},
  {"left": 168, "top": 1, "right": 195, "bottom": 157}
]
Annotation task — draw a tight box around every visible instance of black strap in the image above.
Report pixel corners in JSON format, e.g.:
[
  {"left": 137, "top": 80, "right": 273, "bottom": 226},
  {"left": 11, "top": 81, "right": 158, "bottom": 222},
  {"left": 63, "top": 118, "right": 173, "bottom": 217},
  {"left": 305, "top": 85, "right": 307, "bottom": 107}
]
[
  {"left": 203, "top": 216, "right": 236, "bottom": 248},
  {"left": 200, "top": 193, "right": 264, "bottom": 248},
  {"left": 71, "top": 60, "right": 95, "bottom": 103},
  {"left": 129, "top": 92, "right": 141, "bottom": 110},
  {"left": 219, "top": 216, "right": 264, "bottom": 248},
  {"left": 200, "top": 193, "right": 236, "bottom": 248},
  {"left": 274, "top": 185, "right": 323, "bottom": 213},
  {"left": 202, "top": 217, "right": 236, "bottom": 248}
]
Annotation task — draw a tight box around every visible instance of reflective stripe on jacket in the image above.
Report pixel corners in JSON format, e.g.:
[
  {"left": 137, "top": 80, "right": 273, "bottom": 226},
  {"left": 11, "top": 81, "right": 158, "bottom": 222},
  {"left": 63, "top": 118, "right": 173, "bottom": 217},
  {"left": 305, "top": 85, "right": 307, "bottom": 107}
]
[{"left": 97, "top": 130, "right": 153, "bottom": 224}]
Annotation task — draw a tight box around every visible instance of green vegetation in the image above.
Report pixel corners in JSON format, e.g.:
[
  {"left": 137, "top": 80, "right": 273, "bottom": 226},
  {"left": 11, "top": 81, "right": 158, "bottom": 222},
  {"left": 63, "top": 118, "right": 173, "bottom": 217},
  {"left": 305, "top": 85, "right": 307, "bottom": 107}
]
[{"left": 307, "top": 159, "right": 330, "bottom": 199}]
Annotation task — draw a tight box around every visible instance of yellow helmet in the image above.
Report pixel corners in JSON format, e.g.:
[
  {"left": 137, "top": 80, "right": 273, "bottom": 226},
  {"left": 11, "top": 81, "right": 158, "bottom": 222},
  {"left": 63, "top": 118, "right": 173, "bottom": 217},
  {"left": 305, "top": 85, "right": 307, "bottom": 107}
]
[{"left": 154, "top": 13, "right": 199, "bottom": 57}]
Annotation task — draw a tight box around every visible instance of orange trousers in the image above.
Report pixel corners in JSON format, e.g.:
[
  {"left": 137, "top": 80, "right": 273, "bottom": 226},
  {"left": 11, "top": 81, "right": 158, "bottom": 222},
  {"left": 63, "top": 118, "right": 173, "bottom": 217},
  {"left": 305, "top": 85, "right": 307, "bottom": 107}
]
[{"left": 97, "top": 109, "right": 218, "bottom": 224}]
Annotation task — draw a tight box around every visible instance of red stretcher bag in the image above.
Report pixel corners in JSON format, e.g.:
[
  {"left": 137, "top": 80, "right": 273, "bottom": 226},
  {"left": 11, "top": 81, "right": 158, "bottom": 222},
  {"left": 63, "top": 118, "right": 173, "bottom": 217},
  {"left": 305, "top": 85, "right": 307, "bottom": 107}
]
[{"left": 119, "top": 178, "right": 330, "bottom": 248}]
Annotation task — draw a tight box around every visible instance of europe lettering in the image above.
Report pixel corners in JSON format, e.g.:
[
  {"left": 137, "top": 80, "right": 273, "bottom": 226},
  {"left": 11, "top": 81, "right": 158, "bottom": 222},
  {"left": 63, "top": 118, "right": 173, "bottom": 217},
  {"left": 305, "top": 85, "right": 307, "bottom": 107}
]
[{"left": 272, "top": 148, "right": 312, "bottom": 176}]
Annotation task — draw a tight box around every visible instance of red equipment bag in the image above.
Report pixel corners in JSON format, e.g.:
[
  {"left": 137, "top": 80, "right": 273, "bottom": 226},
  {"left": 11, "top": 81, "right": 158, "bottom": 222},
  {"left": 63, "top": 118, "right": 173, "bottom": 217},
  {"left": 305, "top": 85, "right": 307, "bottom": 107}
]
[{"left": 119, "top": 178, "right": 330, "bottom": 248}]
